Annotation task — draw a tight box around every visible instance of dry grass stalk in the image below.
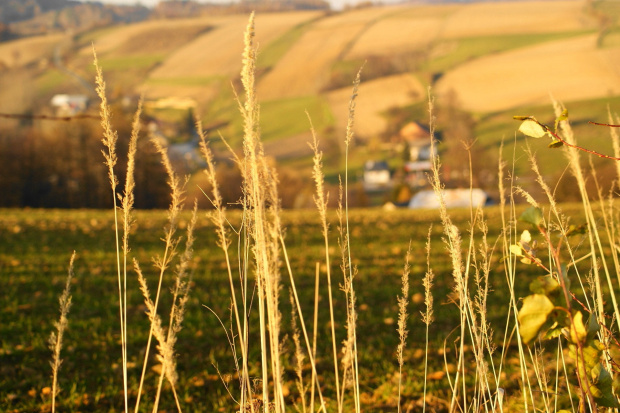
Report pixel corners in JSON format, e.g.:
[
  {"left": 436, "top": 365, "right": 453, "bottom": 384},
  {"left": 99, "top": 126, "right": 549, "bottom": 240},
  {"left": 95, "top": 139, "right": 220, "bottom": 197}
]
[
  {"left": 308, "top": 113, "right": 342, "bottom": 412},
  {"left": 93, "top": 48, "right": 129, "bottom": 413},
  {"left": 471, "top": 212, "right": 498, "bottom": 397},
  {"left": 197, "top": 122, "right": 254, "bottom": 409},
  {"left": 310, "top": 263, "right": 320, "bottom": 413},
  {"left": 396, "top": 243, "right": 411, "bottom": 413},
  {"left": 120, "top": 95, "right": 143, "bottom": 411},
  {"left": 239, "top": 13, "right": 285, "bottom": 412},
  {"left": 289, "top": 291, "right": 307, "bottom": 413},
  {"left": 551, "top": 101, "right": 620, "bottom": 408},
  {"left": 134, "top": 200, "right": 195, "bottom": 413},
  {"left": 597, "top": 113, "right": 620, "bottom": 337},
  {"left": 426, "top": 93, "right": 498, "bottom": 410},
  {"left": 279, "top": 227, "right": 327, "bottom": 411},
  {"left": 421, "top": 226, "right": 434, "bottom": 413},
  {"left": 426, "top": 93, "right": 468, "bottom": 411},
  {"left": 144, "top": 139, "right": 190, "bottom": 412},
  {"left": 49, "top": 251, "right": 76, "bottom": 413},
  {"left": 461, "top": 142, "right": 496, "bottom": 407},
  {"left": 134, "top": 137, "right": 187, "bottom": 412},
  {"left": 608, "top": 110, "right": 620, "bottom": 183},
  {"left": 153, "top": 202, "right": 197, "bottom": 413},
  {"left": 273, "top": 118, "right": 327, "bottom": 410},
  {"left": 553, "top": 101, "right": 608, "bottom": 332},
  {"left": 496, "top": 140, "right": 532, "bottom": 411},
  {"left": 337, "top": 179, "right": 359, "bottom": 411},
  {"left": 338, "top": 67, "right": 363, "bottom": 413}
]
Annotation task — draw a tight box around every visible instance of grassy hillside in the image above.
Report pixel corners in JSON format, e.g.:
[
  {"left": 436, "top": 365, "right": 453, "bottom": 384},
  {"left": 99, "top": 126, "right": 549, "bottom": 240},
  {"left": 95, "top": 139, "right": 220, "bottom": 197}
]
[
  {"left": 2, "top": 0, "right": 619, "bottom": 195},
  {"left": 6, "top": 10, "right": 620, "bottom": 412}
]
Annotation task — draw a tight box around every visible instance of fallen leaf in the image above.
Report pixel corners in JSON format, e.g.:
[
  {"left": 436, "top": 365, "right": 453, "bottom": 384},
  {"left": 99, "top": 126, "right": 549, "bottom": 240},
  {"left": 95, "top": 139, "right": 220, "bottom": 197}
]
[{"left": 427, "top": 371, "right": 445, "bottom": 380}]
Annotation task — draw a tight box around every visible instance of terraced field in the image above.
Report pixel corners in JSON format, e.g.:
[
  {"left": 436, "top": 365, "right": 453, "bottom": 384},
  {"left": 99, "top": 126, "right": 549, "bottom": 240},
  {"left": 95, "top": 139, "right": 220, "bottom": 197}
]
[
  {"left": 436, "top": 33, "right": 620, "bottom": 112},
  {"left": 2, "top": 0, "right": 618, "bottom": 178}
]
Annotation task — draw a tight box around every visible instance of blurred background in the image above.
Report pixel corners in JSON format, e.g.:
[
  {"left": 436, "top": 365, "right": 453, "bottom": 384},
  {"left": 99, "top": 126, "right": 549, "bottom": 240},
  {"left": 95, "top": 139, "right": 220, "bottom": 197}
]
[{"left": 1, "top": 0, "right": 618, "bottom": 209}]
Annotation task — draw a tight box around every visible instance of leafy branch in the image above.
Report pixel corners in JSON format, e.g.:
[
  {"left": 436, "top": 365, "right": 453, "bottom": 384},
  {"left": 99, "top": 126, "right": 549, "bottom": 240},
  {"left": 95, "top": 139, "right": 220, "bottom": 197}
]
[
  {"left": 514, "top": 111, "right": 620, "bottom": 160},
  {"left": 513, "top": 207, "right": 620, "bottom": 411}
]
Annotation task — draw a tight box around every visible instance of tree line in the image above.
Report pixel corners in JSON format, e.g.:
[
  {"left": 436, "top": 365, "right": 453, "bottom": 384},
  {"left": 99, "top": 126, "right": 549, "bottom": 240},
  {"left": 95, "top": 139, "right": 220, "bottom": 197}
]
[{"left": 0, "top": 107, "right": 171, "bottom": 209}]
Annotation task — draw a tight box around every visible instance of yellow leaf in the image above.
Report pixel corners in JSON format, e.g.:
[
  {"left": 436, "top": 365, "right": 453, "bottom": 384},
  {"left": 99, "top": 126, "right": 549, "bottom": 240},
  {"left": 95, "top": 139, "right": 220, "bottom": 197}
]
[
  {"left": 569, "top": 311, "right": 587, "bottom": 344},
  {"left": 510, "top": 245, "right": 523, "bottom": 256},
  {"left": 520, "top": 230, "right": 531, "bottom": 243},
  {"left": 427, "top": 371, "right": 445, "bottom": 380},
  {"left": 519, "top": 119, "right": 547, "bottom": 138}
]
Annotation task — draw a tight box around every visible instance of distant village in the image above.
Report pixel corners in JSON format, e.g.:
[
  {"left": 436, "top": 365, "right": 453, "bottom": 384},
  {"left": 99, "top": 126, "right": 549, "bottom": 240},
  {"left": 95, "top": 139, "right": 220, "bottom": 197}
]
[{"left": 49, "top": 92, "right": 488, "bottom": 209}]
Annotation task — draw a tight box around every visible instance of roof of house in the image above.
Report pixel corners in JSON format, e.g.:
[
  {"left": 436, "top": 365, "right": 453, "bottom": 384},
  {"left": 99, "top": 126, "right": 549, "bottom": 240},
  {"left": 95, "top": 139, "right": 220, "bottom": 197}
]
[{"left": 364, "top": 160, "right": 389, "bottom": 171}]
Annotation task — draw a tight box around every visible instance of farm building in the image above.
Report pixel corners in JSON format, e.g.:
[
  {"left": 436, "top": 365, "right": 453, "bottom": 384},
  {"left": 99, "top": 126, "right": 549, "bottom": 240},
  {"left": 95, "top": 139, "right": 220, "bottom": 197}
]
[
  {"left": 363, "top": 160, "right": 391, "bottom": 191},
  {"left": 408, "top": 188, "right": 488, "bottom": 209},
  {"left": 399, "top": 121, "right": 434, "bottom": 161},
  {"left": 50, "top": 94, "right": 89, "bottom": 116}
]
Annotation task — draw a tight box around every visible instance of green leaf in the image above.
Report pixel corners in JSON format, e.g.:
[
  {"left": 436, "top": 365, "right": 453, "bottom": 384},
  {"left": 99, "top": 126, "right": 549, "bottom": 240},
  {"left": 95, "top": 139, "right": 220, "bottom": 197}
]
[
  {"left": 554, "top": 109, "right": 568, "bottom": 132},
  {"left": 513, "top": 115, "right": 532, "bottom": 121},
  {"left": 518, "top": 294, "right": 555, "bottom": 344},
  {"left": 586, "top": 315, "right": 600, "bottom": 340},
  {"left": 519, "top": 206, "right": 543, "bottom": 227},
  {"left": 565, "top": 224, "right": 587, "bottom": 237},
  {"left": 582, "top": 340, "right": 603, "bottom": 370},
  {"left": 543, "top": 322, "right": 563, "bottom": 340},
  {"left": 518, "top": 119, "right": 548, "bottom": 138},
  {"left": 613, "top": 374, "right": 620, "bottom": 395},
  {"left": 590, "top": 363, "right": 620, "bottom": 407},
  {"left": 529, "top": 275, "right": 560, "bottom": 296},
  {"left": 548, "top": 139, "right": 563, "bottom": 148}
]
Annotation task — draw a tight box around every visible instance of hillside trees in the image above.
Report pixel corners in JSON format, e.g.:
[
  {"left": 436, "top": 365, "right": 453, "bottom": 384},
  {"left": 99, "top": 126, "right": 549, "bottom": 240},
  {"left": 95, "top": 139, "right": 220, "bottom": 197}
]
[
  {"left": 0, "top": 106, "right": 170, "bottom": 208},
  {"left": 435, "top": 90, "right": 496, "bottom": 190}
]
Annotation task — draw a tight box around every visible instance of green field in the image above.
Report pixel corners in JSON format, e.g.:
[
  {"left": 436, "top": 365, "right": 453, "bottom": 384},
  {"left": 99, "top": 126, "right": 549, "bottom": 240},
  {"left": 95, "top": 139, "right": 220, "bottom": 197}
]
[
  {"left": 0, "top": 202, "right": 601, "bottom": 412},
  {"left": 423, "top": 31, "right": 592, "bottom": 75},
  {"left": 4, "top": 4, "right": 620, "bottom": 411}
]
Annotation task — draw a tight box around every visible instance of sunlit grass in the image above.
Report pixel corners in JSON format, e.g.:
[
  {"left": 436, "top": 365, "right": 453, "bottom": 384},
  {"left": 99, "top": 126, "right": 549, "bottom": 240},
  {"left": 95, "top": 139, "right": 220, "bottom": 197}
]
[
  {"left": 424, "top": 31, "right": 593, "bottom": 74},
  {"left": 98, "top": 55, "right": 165, "bottom": 71}
]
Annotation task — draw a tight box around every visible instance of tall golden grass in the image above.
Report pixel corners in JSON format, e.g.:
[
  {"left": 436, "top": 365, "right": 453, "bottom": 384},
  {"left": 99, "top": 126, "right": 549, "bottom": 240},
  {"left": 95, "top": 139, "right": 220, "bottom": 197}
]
[{"left": 45, "top": 11, "right": 620, "bottom": 413}]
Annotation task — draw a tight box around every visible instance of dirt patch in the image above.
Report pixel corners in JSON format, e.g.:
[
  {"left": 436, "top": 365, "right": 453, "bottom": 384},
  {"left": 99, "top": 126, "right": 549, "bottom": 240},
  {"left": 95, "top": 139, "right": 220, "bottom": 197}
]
[
  {"left": 257, "top": 23, "right": 364, "bottom": 99},
  {"left": 257, "top": 7, "right": 399, "bottom": 99},
  {"left": 82, "top": 17, "right": 214, "bottom": 56},
  {"left": 345, "top": 16, "right": 443, "bottom": 60},
  {"left": 264, "top": 131, "right": 314, "bottom": 159},
  {"left": 115, "top": 25, "right": 212, "bottom": 56},
  {"left": 143, "top": 83, "right": 220, "bottom": 103},
  {"left": 149, "top": 11, "right": 321, "bottom": 80},
  {"left": 435, "top": 34, "right": 620, "bottom": 112},
  {"left": 0, "top": 33, "right": 66, "bottom": 68},
  {"left": 442, "top": 0, "right": 590, "bottom": 38},
  {"left": 326, "top": 74, "right": 425, "bottom": 138}
]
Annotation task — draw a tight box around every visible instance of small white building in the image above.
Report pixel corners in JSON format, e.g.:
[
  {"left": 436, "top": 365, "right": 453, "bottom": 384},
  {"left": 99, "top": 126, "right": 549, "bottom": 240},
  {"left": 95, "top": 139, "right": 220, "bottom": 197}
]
[
  {"left": 409, "top": 188, "right": 488, "bottom": 209},
  {"left": 50, "top": 94, "right": 89, "bottom": 116},
  {"left": 363, "top": 160, "right": 391, "bottom": 191},
  {"left": 404, "top": 160, "right": 432, "bottom": 188}
]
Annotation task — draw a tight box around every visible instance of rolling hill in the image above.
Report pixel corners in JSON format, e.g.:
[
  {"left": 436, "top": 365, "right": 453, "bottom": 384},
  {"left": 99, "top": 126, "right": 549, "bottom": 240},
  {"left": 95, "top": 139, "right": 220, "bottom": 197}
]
[{"left": 1, "top": 0, "right": 619, "bottom": 191}]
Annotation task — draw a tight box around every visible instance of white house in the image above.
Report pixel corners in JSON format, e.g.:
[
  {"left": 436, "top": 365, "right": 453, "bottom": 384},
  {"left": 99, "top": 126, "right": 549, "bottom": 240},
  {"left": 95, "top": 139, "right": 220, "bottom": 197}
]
[
  {"left": 50, "top": 94, "right": 89, "bottom": 116},
  {"left": 363, "top": 160, "right": 391, "bottom": 191},
  {"left": 409, "top": 188, "right": 488, "bottom": 209}
]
